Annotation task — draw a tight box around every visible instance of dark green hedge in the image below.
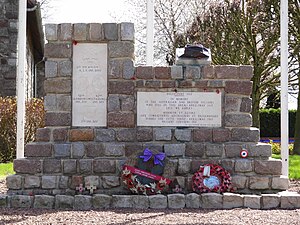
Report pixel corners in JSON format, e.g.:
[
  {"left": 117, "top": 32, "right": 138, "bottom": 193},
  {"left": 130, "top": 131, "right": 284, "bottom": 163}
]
[{"left": 259, "top": 108, "right": 297, "bottom": 137}]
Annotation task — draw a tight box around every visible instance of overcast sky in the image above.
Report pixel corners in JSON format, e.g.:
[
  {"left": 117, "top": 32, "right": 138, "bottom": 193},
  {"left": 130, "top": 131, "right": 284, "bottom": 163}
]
[{"left": 43, "top": 0, "right": 129, "bottom": 24}]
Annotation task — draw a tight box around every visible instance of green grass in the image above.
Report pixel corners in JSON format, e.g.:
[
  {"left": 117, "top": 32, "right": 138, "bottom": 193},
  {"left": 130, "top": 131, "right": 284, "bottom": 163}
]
[
  {"left": 0, "top": 162, "right": 14, "bottom": 179},
  {"left": 272, "top": 154, "right": 300, "bottom": 179}
]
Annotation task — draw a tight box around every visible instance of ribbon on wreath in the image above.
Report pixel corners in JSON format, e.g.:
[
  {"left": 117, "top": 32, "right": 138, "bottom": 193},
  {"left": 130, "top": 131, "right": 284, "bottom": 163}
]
[
  {"left": 123, "top": 165, "right": 172, "bottom": 185},
  {"left": 139, "top": 148, "right": 165, "bottom": 166}
]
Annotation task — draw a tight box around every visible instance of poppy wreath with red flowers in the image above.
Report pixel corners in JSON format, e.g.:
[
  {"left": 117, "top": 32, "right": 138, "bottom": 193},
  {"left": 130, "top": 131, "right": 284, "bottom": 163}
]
[
  {"left": 192, "top": 164, "right": 233, "bottom": 193},
  {"left": 121, "top": 166, "right": 169, "bottom": 195}
]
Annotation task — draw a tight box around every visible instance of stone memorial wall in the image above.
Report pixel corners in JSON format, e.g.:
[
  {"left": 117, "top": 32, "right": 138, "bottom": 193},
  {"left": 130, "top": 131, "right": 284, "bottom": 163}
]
[{"left": 7, "top": 23, "right": 288, "bottom": 201}]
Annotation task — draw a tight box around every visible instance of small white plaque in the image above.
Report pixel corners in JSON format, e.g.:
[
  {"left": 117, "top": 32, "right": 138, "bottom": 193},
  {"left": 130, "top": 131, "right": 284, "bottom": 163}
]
[
  {"left": 72, "top": 43, "right": 107, "bottom": 127},
  {"left": 137, "top": 92, "right": 222, "bottom": 127}
]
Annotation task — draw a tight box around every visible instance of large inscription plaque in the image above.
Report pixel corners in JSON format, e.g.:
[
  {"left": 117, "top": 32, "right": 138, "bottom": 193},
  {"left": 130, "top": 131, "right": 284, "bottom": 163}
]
[
  {"left": 137, "top": 92, "right": 222, "bottom": 127},
  {"left": 72, "top": 43, "right": 107, "bottom": 127}
]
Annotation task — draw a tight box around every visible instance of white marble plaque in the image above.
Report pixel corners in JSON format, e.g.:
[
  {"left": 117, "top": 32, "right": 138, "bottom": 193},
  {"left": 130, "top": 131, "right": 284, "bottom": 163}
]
[
  {"left": 137, "top": 92, "right": 222, "bottom": 127},
  {"left": 72, "top": 43, "right": 107, "bottom": 127}
]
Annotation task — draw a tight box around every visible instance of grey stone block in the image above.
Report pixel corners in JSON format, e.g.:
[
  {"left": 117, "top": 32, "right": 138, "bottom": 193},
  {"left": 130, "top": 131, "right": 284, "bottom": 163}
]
[
  {"left": 272, "top": 176, "right": 289, "bottom": 190},
  {"left": 248, "top": 143, "right": 272, "bottom": 158},
  {"left": 225, "top": 144, "right": 242, "bottom": 158},
  {"left": 102, "top": 176, "right": 120, "bottom": 188},
  {"left": 24, "top": 176, "right": 40, "bottom": 188},
  {"left": 168, "top": 194, "right": 185, "bottom": 209},
  {"left": 112, "top": 195, "right": 133, "bottom": 208},
  {"left": 164, "top": 144, "right": 185, "bottom": 157},
  {"left": 206, "top": 144, "right": 223, "bottom": 157},
  {"left": 79, "top": 159, "right": 93, "bottom": 174},
  {"left": 231, "top": 128, "right": 260, "bottom": 142},
  {"left": 0, "top": 195, "right": 7, "bottom": 208},
  {"left": 116, "top": 129, "right": 136, "bottom": 142},
  {"left": 243, "top": 195, "right": 261, "bottom": 209},
  {"left": 59, "top": 176, "right": 69, "bottom": 189},
  {"left": 171, "top": 66, "right": 183, "bottom": 79},
  {"left": 149, "top": 195, "right": 167, "bottom": 209},
  {"left": 74, "top": 195, "right": 92, "bottom": 210},
  {"left": 178, "top": 159, "right": 191, "bottom": 175},
  {"left": 174, "top": 129, "right": 191, "bottom": 141},
  {"left": 201, "top": 193, "right": 223, "bottom": 209},
  {"left": 42, "top": 176, "right": 57, "bottom": 189},
  {"left": 45, "top": 24, "right": 58, "bottom": 41},
  {"left": 93, "top": 194, "right": 112, "bottom": 209},
  {"left": 132, "top": 195, "right": 149, "bottom": 209},
  {"left": 186, "top": 193, "right": 200, "bottom": 208},
  {"left": 58, "top": 60, "right": 72, "bottom": 77},
  {"left": 123, "top": 59, "right": 135, "bottom": 79},
  {"left": 73, "top": 23, "right": 87, "bottom": 40},
  {"left": 34, "top": 195, "right": 55, "bottom": 209},
  {"left": 108, "top": 95, "right": 120, "bottom": 112},
  {"left": 108, "top": 41, "right": 134, "bottom": 58},
  {"left": 235, "top": 159, "right": 253, "bottom": 172},
  {"left": 10, "top": 195, "right": 33, "bottom": 208},
  {"left": 120, "top": 22, "right": 134, "bottom": 41},
  {"left": 72, "top": 142, "right": 85, "bottom": 158},
  {"left": 45, "top": 61, "right": 58, "bottom": 78},
  {"left": 120, "top": 95, "right": 135, "bottom": 111},
  {"left": 95, "top": 129, "right": 116, "bottom": 142},
  {"left": 103, "top": 23, "right": 118, "bottom": 40},
  {"left": 280, "top": 191, "right": 300, "bottom": 209},
  {"left": 89, "top": 23, "right": 103, "bottom": 40},
  {"left": 43, "top": 159, "right": 62, "bottom": 173},
  {"left": 225, "top": 95, "right": 241, "bottom": 112},
  {"left": 225, "top": 113, "right": 252, "bottom": 127},
  {"left": 185, "top": 66, "right": 201, "bottom": 79},
  {"left": 249, "top": 176, "right": 270, "bottom": 190},
  {"left": 55, "top": 195, "right": 74, "bottom": 209},
  {"left": 54, "top": 144, "right": 71, "bottom": 158},
  {"left": 137, "top": 128, "right": 153, "bottom": 142},
  {"left": 93, "top": 159, "right": 116, "bottom": 173},
  {"left": 223, "top": 193, "right": 243, "bottom": 209},
  {"left": 254, "top": 159, "right": 282, "bottom": 175},
  {"left": 85, "top": 176, "right": 100, "bottom": 188},
  {"left": 231, "top": 175, "right": 248, "bottom": 189},
  {"left": 261, "top": 194, "right": 280, "bottom": 209},
  {"left": 103, "top": 143, "right": 125, "bottom": 156},
  {"left": 59, "top": 23, "right": 72, "bottom": 41},
  {"left": 6, "top": 175, "right": 22, "bottom": 189},
  {"left": 154, "top": 128, "right": 172, "bottom": 141},
  {"left": 186, "top": 143, "right": 205, "bottom": 157},
  {"left": 63, "top": 160, "right": 77, "bottom": 174}
]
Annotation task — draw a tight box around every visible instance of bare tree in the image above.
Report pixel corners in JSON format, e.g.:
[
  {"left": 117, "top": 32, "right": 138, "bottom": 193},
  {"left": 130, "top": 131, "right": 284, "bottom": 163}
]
[{"left": 186, "top": 0, "right": 281, "bottom": 128}]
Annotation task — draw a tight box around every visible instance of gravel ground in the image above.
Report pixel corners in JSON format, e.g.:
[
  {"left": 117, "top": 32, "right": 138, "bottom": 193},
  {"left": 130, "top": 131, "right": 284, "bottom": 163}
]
[{"left": 1, "top": 178, "right": 300, "bottom": 225}]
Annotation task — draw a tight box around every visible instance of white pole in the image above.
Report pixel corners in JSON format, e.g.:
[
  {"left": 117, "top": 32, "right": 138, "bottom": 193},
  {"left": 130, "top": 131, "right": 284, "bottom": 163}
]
[
  {"left": 146, "top": 0, "right": 154, "bottom": 66},
  {"left": 280, "top": 0, "right": 289, "bottom": 176},
  {"left": 16, "top": 0, "right": 27, "bottom": 159}
]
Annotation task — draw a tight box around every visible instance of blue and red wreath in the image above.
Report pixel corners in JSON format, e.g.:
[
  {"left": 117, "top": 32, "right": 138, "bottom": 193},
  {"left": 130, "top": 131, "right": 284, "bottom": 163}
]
[{"left": 192, "top": 164, "right": 233, "bottom": 193}]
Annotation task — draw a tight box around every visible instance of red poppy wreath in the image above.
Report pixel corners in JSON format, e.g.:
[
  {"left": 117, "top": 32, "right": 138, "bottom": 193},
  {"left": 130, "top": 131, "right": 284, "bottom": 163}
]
[
  {"left": 192, "top": 164, "right": 233, "bottom": 193},
  {"left": 122, "top": 148, "right": 172, "bottom": 195}
]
